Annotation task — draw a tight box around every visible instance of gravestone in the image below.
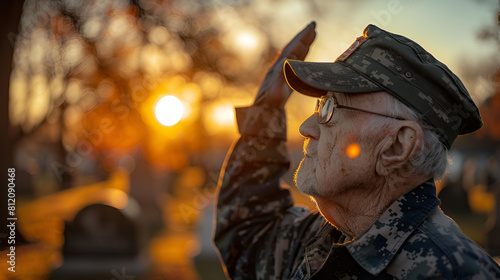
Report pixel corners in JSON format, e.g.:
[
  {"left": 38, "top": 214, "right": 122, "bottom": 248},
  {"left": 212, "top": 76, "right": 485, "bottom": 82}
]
[
  {"left": 63, "top": 204, "right": 138, "bottom": 257},
  {"left": 51, "top": 203, "right": 148, "bottom": 280}
]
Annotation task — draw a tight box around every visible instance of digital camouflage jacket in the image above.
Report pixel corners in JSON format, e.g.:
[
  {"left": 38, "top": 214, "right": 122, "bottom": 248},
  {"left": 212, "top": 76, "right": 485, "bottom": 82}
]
[{"left": 214, "top": 105, "right": 500, "bottom": 279}]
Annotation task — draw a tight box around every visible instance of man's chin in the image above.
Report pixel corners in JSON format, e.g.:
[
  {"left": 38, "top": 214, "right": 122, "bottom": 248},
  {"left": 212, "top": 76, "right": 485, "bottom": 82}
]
[{"left": 294, "top": 160, "right": 317, "bottom": 196}]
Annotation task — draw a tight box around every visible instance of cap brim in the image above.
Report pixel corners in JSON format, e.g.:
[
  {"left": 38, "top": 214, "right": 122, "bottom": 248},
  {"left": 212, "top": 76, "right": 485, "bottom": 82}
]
[{"left": 284, "top": 59, "right": 382, "bottom": 97}]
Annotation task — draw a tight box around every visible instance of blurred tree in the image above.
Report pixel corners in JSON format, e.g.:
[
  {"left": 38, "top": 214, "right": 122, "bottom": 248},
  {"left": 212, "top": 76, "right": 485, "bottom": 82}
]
[
  {"left": 455, "top": 15, "right": 500, "bottom": 148},
  {"left": 1, "top": 0, "right": 25, "bottom": 250},
  {"left": 9, "top": 0, "right": 279, "bottom": 188},
  {"left": 474, "top": 16, "right": 500, "bottom": 143},
  {"left": 477, "top": 6, "right": 500, "bottom": 256}
]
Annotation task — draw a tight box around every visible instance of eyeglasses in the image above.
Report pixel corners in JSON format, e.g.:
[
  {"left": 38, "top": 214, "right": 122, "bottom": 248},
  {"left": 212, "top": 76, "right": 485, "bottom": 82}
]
[{"left": 315, "top": 95, "right": 407, "bottom": 124}]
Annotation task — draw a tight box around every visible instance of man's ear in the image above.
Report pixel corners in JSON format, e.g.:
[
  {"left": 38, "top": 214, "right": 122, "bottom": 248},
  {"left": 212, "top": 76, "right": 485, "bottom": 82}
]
[{"left": 376, "top": 122, "right": 423, "bottom": 176}]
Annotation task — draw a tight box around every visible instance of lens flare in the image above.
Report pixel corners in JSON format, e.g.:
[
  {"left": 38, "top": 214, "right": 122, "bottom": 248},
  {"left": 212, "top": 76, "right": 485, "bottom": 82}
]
[{"left": 346, "top": 143, "right": 361, "bottom": 159}]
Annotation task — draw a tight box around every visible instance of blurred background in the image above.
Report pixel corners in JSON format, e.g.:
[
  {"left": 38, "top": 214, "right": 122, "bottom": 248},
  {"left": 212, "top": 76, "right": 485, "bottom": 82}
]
[{"left": 0, "top": 0, "right": 499, "bottom": 279}]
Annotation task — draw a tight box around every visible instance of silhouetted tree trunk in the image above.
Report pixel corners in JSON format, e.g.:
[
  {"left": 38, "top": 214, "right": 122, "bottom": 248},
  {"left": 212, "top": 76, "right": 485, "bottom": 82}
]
[{"left": 0, "top": 0, "right": 25, "bottom": 250}]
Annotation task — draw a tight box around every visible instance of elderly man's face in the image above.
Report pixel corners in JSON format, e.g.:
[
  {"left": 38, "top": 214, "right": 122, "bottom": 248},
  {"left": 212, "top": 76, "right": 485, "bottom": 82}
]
[{"left": 295, "top": 92, "right": 386, "bottom": 202}]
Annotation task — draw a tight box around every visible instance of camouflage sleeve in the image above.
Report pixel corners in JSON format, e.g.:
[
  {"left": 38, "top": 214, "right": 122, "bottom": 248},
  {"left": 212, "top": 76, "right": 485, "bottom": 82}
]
[{"left": 213, "top": 105, "right": 318, "bottom": 279}]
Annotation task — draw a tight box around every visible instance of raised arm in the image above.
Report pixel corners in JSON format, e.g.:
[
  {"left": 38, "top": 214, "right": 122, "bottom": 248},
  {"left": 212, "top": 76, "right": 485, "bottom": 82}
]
[{"left": 213, "top": 22, "right": 316, "bottom": 279}]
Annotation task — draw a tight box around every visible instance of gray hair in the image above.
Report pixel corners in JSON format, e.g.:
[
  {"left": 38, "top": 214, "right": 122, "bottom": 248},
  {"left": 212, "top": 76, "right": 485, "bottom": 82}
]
[
  {"left": 403, "top": 108, "right": 449, "bottom": 181},
  {"left": 360, "top": 92, "right": 450, "bottom": 181}
]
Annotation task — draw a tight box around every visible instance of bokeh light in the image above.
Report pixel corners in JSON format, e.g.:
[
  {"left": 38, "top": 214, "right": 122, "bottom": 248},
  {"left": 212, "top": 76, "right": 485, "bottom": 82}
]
[
  {"left": 235, "top": 31, "right": 259, "bottom": 51},
  {"left": 221, "top": 25, "right": 268, "bottom": 66}
]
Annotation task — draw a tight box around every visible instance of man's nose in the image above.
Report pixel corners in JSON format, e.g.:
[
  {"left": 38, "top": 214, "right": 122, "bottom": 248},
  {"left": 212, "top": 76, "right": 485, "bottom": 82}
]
[{"left": 299, "top": 113, "right": 320, "bottom": 139}]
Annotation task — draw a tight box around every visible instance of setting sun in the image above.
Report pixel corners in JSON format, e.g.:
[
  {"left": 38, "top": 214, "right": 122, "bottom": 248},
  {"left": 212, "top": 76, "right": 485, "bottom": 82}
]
[{"left": 155, "top": 95, "right": 184, "bottom": 126}]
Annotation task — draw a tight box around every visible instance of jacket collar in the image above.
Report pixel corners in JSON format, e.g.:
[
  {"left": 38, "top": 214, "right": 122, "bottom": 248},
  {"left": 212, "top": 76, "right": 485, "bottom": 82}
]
[{"left": 345, "top": 180, "right": 440, "bottom": 276}]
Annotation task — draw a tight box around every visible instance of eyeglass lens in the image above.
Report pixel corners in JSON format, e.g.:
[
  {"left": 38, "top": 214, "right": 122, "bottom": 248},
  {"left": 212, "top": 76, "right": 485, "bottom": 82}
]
[{"left": 317, "top": 97, "right": 334, "bottom": 124}]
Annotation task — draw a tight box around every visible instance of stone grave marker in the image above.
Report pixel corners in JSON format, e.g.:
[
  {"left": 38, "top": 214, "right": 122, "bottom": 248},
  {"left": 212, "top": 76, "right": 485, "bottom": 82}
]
[{"left": 51, "top": 203, "right": 147, "bottom": 279}]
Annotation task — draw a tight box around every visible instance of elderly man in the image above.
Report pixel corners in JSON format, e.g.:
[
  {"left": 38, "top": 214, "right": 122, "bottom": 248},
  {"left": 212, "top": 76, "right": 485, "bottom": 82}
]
[{"left": 213, "top": 22, "right": 500, "bottom": 279}]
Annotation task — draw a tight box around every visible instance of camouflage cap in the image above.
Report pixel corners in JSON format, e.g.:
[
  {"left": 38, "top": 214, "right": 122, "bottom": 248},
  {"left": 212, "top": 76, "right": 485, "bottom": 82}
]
[{"left": 284, "top": 24, "right": 483, "bottom": 149}]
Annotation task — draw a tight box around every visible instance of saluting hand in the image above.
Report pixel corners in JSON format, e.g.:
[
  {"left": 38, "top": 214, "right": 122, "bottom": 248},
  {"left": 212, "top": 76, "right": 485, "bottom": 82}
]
[{"left": 254, "top": 22, "right": 316, "bottom": 108}]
